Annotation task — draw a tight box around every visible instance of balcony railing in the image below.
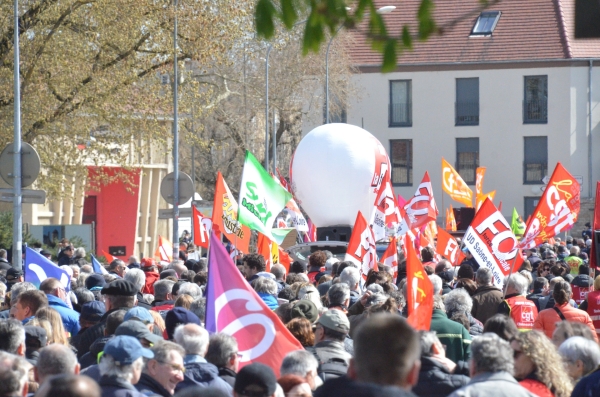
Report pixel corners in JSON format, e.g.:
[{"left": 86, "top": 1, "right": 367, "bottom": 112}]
[
  {"left": 392, "top": 164, "right": 412, "bottom": 186},
  {"left": 523, "top": 162, "right": 548, "bottom": 184},
  {"left": 455, "top": 102, "right": 480, "bottom": 126},
  {"left": 389, "top": 102, "right": 412, "bottom": 127},
  {"left": 523, "top": 99, "right": 548, "bottom": 124}
]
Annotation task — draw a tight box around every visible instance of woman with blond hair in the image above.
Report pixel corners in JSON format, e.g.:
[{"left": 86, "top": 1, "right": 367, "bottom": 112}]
[
  {"left": 510, "top": 330, "right": 573, "bottom": 397},
  {"left": 35, "top": 307, "right": 70, "bottom": 346}
]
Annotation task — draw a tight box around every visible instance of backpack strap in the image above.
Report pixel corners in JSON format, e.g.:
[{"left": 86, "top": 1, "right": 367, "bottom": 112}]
[{"left": 553, "top": 306, "right": 567, "bottom": 321}]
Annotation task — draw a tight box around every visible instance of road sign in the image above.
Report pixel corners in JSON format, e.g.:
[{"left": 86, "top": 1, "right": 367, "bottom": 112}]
[
  {"left": 0, "top": 142, "right": 41, "bottom": 187},
  {"left": 160, "top": 172, "right": 194, "bottom": 205},
  {"left": 0, "top": 188, "right": 45, "bottom": 204},
  {"left": 542, "top": 175, "right": 550, "bottom": 184},
  {"left": 158, "top": 207, "right": 193, "bottom": 219}
]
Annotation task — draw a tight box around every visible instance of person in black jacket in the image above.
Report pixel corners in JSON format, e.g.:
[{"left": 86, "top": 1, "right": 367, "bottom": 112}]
[
  {"left": 205, "top": 333, "right": 240, "bottom": 388},
  {"left": 98, "top": 336, "right": 151, "bottom": 397},
  {"left": 413, "top": 331, "right": 470, "bottom": 397}
]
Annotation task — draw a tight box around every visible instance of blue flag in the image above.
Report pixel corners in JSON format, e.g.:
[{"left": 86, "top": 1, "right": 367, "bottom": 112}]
[
  {"left": 90, "top": 254, "right": 104, "bottom": 274},
  {"left": 24, "top": 247, "right": 71, "bottom": 291}
]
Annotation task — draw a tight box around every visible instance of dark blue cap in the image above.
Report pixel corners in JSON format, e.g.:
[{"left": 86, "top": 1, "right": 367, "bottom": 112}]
[
  {"left": 80, "top": 301, "right": 106, "bottom": 322},
  {"left": 124, "top": 307, "right": 153, "bottom": 324},
  {"left": 165, "top": 307, "right": 200, "bottom": 340},
  {"left": 86, "top": 274, "right": 106, "bottom": 289},
  {"left": 103, "top": 335, "right": 154, "bottom": 365}
]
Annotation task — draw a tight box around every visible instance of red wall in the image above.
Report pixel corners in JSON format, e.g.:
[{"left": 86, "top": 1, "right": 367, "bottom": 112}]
[{"left": 85, "top": 167, "right": 141, "bottom": 259}]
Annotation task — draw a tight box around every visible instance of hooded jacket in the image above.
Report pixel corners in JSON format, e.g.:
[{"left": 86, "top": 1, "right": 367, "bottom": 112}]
[
  {"left": 143, "top": 271, "right": 160, "bottom": 295},
  {"left": 174, "top": 355, "right": 232, "bottom": 395}
]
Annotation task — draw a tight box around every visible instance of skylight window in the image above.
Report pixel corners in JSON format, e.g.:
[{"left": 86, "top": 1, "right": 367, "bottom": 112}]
[{"left": 471, "top": 11, "right": 501, "bottom": 36}]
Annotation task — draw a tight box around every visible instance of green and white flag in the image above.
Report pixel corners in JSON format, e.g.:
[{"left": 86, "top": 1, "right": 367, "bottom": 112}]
[{"left": 238, "top": 150, "right": 293, "bottom": 241}]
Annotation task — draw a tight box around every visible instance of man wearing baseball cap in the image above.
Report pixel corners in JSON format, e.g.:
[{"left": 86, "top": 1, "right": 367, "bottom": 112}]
[
  {"left": 234, "top": 363, "right": 278, "bottom": 397},
  {"left": 74, "top": 279, "right": 138, "bottom": 359},
  {"left": 307, "top": 309, "right": 352, "bottom": 380},
  {"left": 98, "top": 335, "right": 153, "bottom": 397}
]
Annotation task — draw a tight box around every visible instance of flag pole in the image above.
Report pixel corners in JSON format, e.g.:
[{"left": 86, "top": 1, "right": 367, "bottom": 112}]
[{"left": 502, "top": 254, "right": 521, "bottom": 299}]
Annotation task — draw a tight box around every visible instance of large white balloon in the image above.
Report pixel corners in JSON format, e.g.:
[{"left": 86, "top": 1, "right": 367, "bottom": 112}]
[{"left": 290, "top": 123, "right": 390, "bottom": 228}]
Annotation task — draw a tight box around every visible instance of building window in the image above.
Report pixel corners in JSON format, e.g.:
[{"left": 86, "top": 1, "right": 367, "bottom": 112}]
[
  {"left": 524, "top": 197, "right": 540, "bottom": 220},
  {"left": 390, "top": 139, "right": 412, "bottom": 186},
  {"left": 523, "top": 136, "right": 548, "bottom": 184},
  {"left": 456, "top": 138, "right": 479, "bottom": 184},
  {"left": 456, "top": 78, "right": 479, "bottom": 126},
  {"left": 524, "top": 76, "right": 548, "bottom": 123},
  {"left": 389, "top": 80, "right": 412, "bottom": 127},
  {"left": 471, "top": 11, "right": 501, "bottom": 35}
]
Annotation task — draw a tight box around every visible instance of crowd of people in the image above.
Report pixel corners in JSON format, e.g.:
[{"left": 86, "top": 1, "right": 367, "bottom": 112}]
[{"left": 0, "top": 235, "right": 599, "bottom": 397}]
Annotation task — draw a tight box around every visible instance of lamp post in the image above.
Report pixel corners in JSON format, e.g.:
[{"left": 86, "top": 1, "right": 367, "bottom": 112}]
[
  {"left": 172, "top": 0, "right": 180, "bottom": 259},
  {"left": 325, "top": 6, "right": 396, "bottom": 124},
  {"left": 12, "top": 0, "right": 22, "bottom": 270}
]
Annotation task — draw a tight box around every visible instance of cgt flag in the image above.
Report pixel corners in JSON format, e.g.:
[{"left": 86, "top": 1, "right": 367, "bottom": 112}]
[
  {"left": 192, "top": 206, "right": 212, "bottom": 249},
  {"left": 25, "top": 247, "right": 71, "bottom": 290},
  {"left": 205, "top": 232, "right": 303, "bottom": 376},
  {"left": 212, "top": 172, "right": 251, "bottom": 253},
  {"left": 406, "top": 240, "right": 433, "bottom": 330},
  {"left": 519, "top": 163, "right": 580, "bottom": 249},
  {"left": 345, "top": 211, "right": 378, "bottom": 279},
  {"left": 441, "top": 158, "right": 473, "bottom": 207},
  {"left": 463, "top": 198, "right": 523, "bottom": 286},
  {"left": 238, "top": 151, "right": 293, "bottom": 242},
  {"left": 370, "top": 168, "right": 402, "bottom": 241}
]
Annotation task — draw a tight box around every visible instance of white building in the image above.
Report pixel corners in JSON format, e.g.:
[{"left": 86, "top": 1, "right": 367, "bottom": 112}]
[{"left": 314, "top": 0, "right": 600, "bottom": 227}]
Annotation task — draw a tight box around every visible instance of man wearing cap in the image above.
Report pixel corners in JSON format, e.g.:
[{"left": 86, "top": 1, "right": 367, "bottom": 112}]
[
  {"left": 24, "top": 325, "right": 47, "bottom": 365},
  {"left": 234, "top": 363, "right": 278, "bottom": 397},
  {"left": 74, "top": 279, "right": 138, "bottom": 358},
  {"left": 86, "top": 273, "right": 107, "bottom": 301},
  {"left": 6, "top": 268, "right": 24, "bottom": 291},
  {"left": 165, "top": 307, "right": 201, "bottom": 340},
  {"left": 124, "top": 307, "right": 156, "bottom": 332},
  {"left": 71, "top": 300, "right": 106, "bottom": 351},
  {"left": 39, "top": 277, "right": 80, "bottom": 335},
  {"left": 116, "top": 320, "right": 163, "bottom": 348},
  {"left": 307, "top": 309, "right": 352, "bottom": 380},
  {"left": 136, "top": 341, "right": 186, "bottom": 397},
  {"left": 57, "top": 245, "right": 74, "bottom": 266},
  {"left": 98, "top": 335, "right": 153, "bottom": 397}
]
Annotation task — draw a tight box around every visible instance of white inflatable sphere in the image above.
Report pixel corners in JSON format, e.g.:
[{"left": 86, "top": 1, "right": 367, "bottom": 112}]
[{"left": 290, "top": 123, "right": 390, "bottom": 228}]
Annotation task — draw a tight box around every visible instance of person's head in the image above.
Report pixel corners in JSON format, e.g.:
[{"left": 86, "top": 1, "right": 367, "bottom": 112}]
[
  {"left": 170, "top": 261, "right": 187, "bottom": 278},
  {"left": 503, "top": 273, "right": 528, "bottom": 296},
  {"left": 551, "top": 320, "right": 597, "bottom": 347},
  {"left": 290, "top": 261, "right": 307, "bottom": 275},
  {"left": 285, "top": 318, "right": 315, "bottom": 348},
  {"left": 34, "top": 344, "right": 80, "bottom": 384},
  {"left": 482, "top": 314, "right": 518, "bottom": 341},
  {"left": 270, "top": 263, "right": 286, "bottom": 281},
  {"left": 553, "top": 280, "right": 572, "bottom": 305},
  {"left": 189, "top": 297, "right": 206, "bottom": 324},
  {"left": 105, "top": 310, "right": 127, "bottom": 336},
  {"left": 421, "top": 247, "right": 435, "bottom": 262},
  {"left": 100, "top": 279, "right": 138, "bottom": 311},
  {"left": 12, "top": 290, "right": 48, "bottom": 321},
  {"left": 0, "top": 351, "right": 31, "bottom": 397},
  {"left": 243, "top": 254, "right": 266, "bottom": 279},
  {"left": 308, "top": 251, "right": 327, "bottom": 270},
  {"left": 457, "top": 263, "right": 475, "bottom": 280},
  {"left": 154, "top": 279, "right": 175, "bottom": 301},
  {"left": 444, "top": 287, "right": 473, "bottom": 317},
  {"left": 108, "top": 259, "right": 128, "bottom": 277},
  {"left": 469, "top": 333, "right": 513, "bottom": 377},
  {"left": 115, "top": 320, "right": 162, "bottom": 348},
  {"left": 435, "top": 260, "right": 452, "bottom": 275},
  {"left": 100, "top": 335, "right": 153, "bottom": 385},
  {"left": 39, "top": 277, "right": 67, "bottom": 300},
  {"left": 340, "top": 267, "right": 360, "bottom": 291},
  {"left": 234, "top": 363, "right": 277, "bottom": 397},
  {"left": 280, "top": 350, "right": 320, "bottom": 390},
  {"left": 315, "top": 309, "right": 349, "bottom": 343},
  {"left": 559, "top": 336, "right": 600, "bottom": 381},
  {"left": 125, "top": 268, "right": 146, "bottom": 293},
  {"left": 0, "top": 249, "right": 7, "bottom": 260},
  {"left": 277, "top": 375, "right": 311, "bottom": 397},
  {"left": 177, "top": 282, "right": 203, "bottom": 299},
  {"left": 428, "top": 274, "right": 443, "bottom": 295},
  {"left": 579, "top": 264, "right": 590, "bottom": 276},
  {"left": 251, "top": 277, "right": 278, "bottom": 296},
  {"left": 173, "top": 323, "right": 209, "bottom": 357},
  {"left": 419, "top": 331, "right": 447, "bottom": 358},
  {"left": 350, "top": 313, "right": 420, "bottom": 389},
  {"left": 326, "top": 283, "right": 350, "bottom": 309},
  {"left": 533, "top": 277, "right": 549, "bottom": 293},
  {"left": 0, "top": 319, "right": 25, "bottom": 356},
  {"left": 7, "top": 282, "right": 35, "bottom": 307},
  {"left": 34, "top": 307, "right": 69, "bottom": 345},
  {"left": 63, "top": 246, "right": 74, "bottom": 258},
  {"left": 144, "top": 341, "right": 186, "bottom": 394},
  {"left": 36, "top": 374, "right": 100, "bottom": 397},
  {"left": 141, "top": 257, "right": 158, "bottom": 272},
  {"left": 475, "top": 267, "right": 493, "bottom": 287},
  {"left": 570, "top": 246, "right": 580, "bottom": 256},
  {"left": 205, "top": 333, "right": 240, "bottom": 372}
]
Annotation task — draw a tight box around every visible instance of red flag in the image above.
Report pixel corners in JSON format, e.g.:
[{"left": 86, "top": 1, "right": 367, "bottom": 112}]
[
  {"left": 397, "top": 172, "right": 438, "bottom": 235},
  {"left": 275, "top": 168, "right": 291, "bottom": 193},
  {"left": 153, "top": 236, "right": 172, "bottom": 263},
  {"left": 591, "top": 182, "right": 600, "bottom": 269},
  {"left": 344, "top": 211, "right": 378, "bottom": 279},
  {"left": 278, "top": 248, "right": 292, "bottom": 273},
  {"left": 370, "top": 170, "right": 402, "bottom": 241},
  {"left": 212, "top": 172, "right": 251, "bottom": 253},
  {"left": 380, "top": 237, "right": 398, "bottom": 282},
  {"left": 204, "top": 233, "right": 303, "bottom": 376},
  {"left": 519, "top": 163, "right": 580, "bottom": 249},
  {"left": 304, "top": 219, "right": 317, "bottom": 242},
  {"left": 192, "top": 206, "right": 212, "bottom": 249},
  {"left": 436, "top": 229, "right": 462, "bottom": 265},
  {"left": 463, "top": 198, "right": 523, "bottom": 286},
  {"left": 102, "top": 250, "right": 119, "bottom": 262},
  {"left": 406, "top": 240, "right": 433, "bottom": 330},
  {"left": 256, "top": 233, "right": 273, "bottom": 272}
]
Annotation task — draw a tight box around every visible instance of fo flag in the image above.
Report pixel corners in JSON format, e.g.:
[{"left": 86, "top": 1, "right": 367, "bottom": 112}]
[
  {"left": 463, "top": 198, "right": 522, "bottom": 286},
  {"left": 380, "top": 237, "right": 398, "bottom": 282},
  {"left": 442, "top": 158, "right": 473, "bottom": 207},
  {"left": 519, "top": 163, "right": 580, "bottom": 249},
  {"left": 436, "top": 228, "right": 462, "bottom": 265},
  {"left": 406, "top": 241, "right": 433, "bottom": 330},
  {"left": 25, "top": 247, "right": 71, "bottom": 291},
  {"left": 192, "top": 206, "right": 212, "bottom": 249},
  {"left": 238, "top": 151, "right": 292, "bottom": 242},
  {"left": 397, "top": 172, "right": 438, "bottom": 236},
  {"left": 212, "top": 172, "right": 251, "bottom": 253},
  {"left": 205, "top": 233, "right": 302, "bottom": 376},
  {"left": 345, "top": 211, "right": 378, "bottom": 279}
]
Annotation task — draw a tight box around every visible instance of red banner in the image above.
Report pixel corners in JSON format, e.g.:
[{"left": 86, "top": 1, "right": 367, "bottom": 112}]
[
  {"left": 436, "top": 228, "right": 462, "bottom": 265},
  {"left": 519, "top": 163, "right": 580, "bottom": 249},
  {"left": 257, "top": 233, "right": 273, "bottom": 272},
  {"left": 397, "top": 172, "right": 438, "bottom": 235},
  {"left": 192, "top": 206, "right": 212, "bottom": 249},
  {"left": 370, "top": 169, "right": 402, "bottom": 241},
  {"left": 344, "top": 211, "right": 378, "bottom": 279},
  {"left": 406, "top": 240, "right": 434, "bottom": 330},
  {"left": 463, "top": 198, "right": 522, "bottom": 286}
]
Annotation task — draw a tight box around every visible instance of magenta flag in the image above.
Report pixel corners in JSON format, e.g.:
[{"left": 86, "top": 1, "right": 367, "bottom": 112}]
[{"left": 205, "top": 232, "right": 303, "bottom": 376}]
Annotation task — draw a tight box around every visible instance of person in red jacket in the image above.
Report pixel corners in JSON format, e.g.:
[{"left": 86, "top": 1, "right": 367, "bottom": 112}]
[
  {"left": 141, "top": 258, "right": 160, "bottom": 295},
  {"left": 534, "top": 280, "right": 599, "bottom": 343}
]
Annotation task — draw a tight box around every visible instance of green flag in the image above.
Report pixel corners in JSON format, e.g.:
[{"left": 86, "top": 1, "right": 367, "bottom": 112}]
[
  {"left": 511, "top": 207, "right": 526, "bottom": 237},
  {"left": 237, "top": 151, "right": 293, "bottom": 241}
]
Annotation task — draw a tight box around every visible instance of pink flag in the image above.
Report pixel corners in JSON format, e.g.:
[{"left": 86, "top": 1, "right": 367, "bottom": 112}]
[{"left": 205, "top": 233, "right": 303, "bottom": 376}]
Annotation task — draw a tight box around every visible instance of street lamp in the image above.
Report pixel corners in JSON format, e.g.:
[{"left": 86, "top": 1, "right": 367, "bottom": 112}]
[
  {"left": 325, "top": 6, "right": 396, "bottom": 124},
  {"left": 12, "top": 0, "right": 22, "bottom": 270},
  {"left": 172, "top": 0, "right": 180, "bottom": 259}
]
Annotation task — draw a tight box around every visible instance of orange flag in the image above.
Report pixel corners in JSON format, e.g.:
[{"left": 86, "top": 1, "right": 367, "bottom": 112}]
[
  {"left": 211, "top": 172, "right": 251, "bottom": 253},
  {"left": 475, "top": 167, "right": 486, "bottom": 197},
  {"left": 102, "top": 250, "right": 119, "bottom": 262},
  {"left": 256, "top": 232, "right": 273, "bottom": 272},
  {"left": 154, "top": 235, "right": 173, "bottom": 263},
  {"left": 406, "top": 239, "right": 434, "bottom": 330},
  {"left": 436, "top": 228, "right": 463, "bottom": 265},
  {"left": 446, "top": 205, "right": 457, "bottom": 231},
  {"left": 441, "top": 158, "right": 473, "bottom": 207},
  {"left": 476, "top": 190, "right": 496, "bottom": 212},
  {"left": 278, "top": 248, "right": 292, "bottom": 273}
]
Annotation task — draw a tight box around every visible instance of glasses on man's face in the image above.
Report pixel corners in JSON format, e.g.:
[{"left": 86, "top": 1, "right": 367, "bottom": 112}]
[{"left": 158, "top": 361, "right": 186, "bottom": 374}]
